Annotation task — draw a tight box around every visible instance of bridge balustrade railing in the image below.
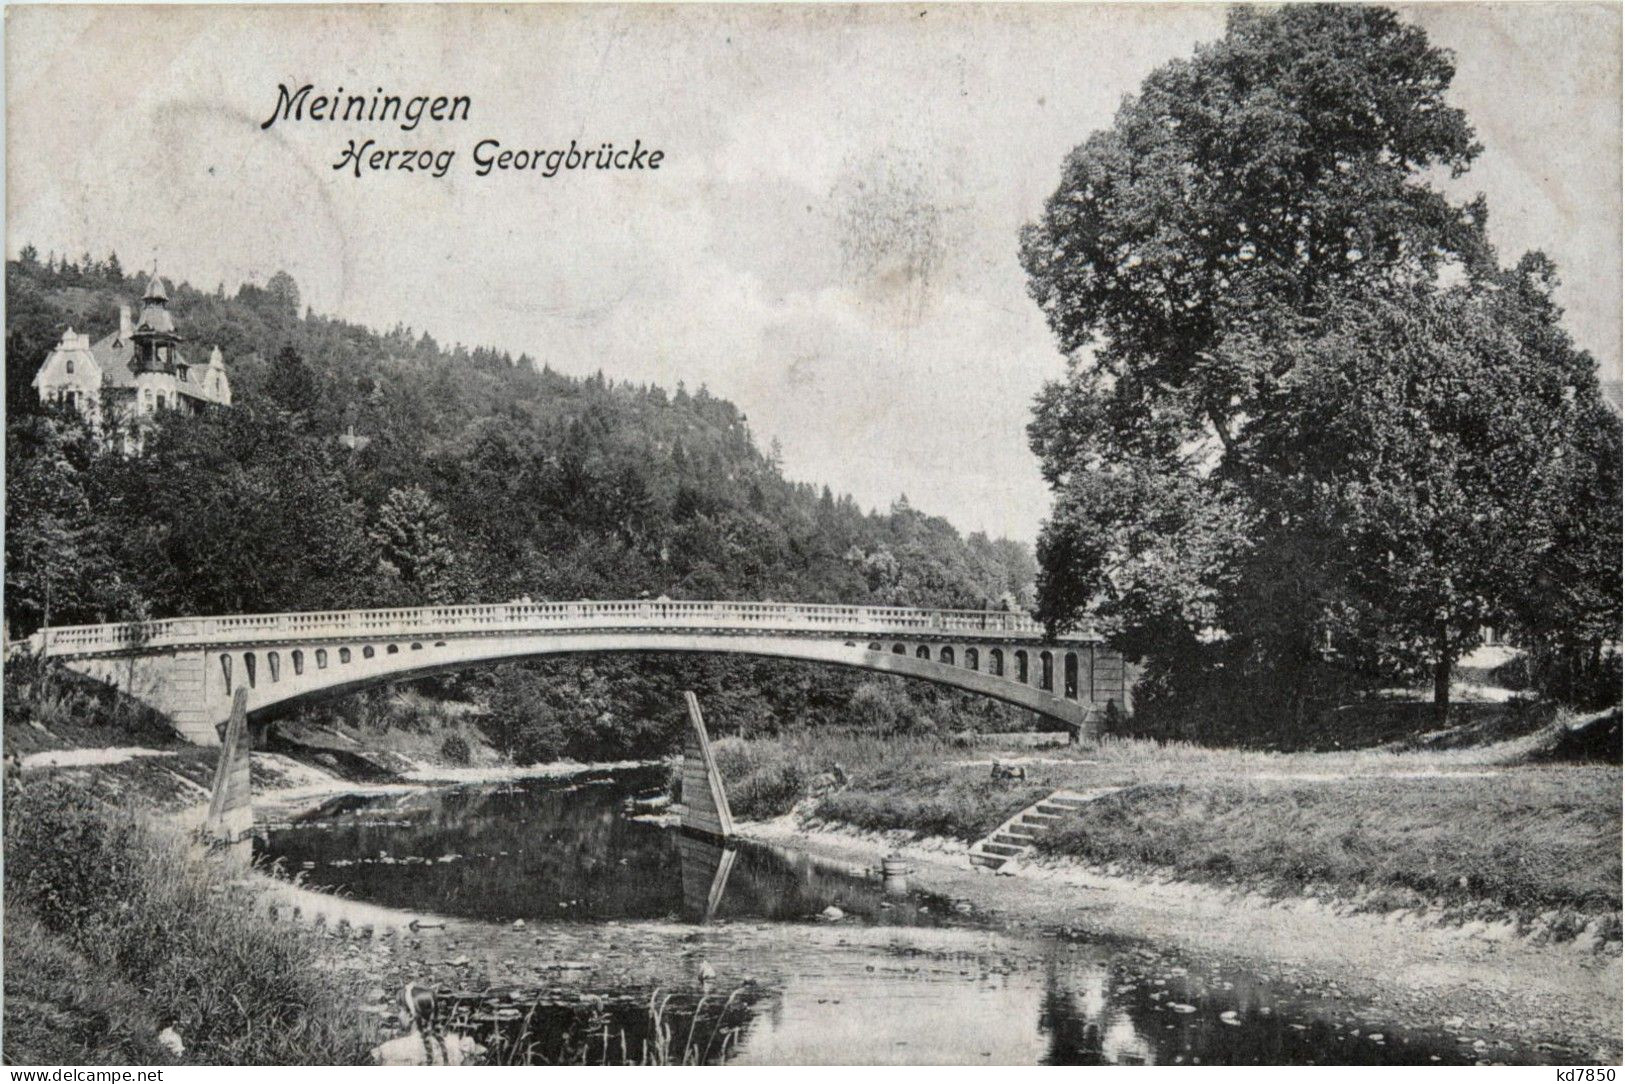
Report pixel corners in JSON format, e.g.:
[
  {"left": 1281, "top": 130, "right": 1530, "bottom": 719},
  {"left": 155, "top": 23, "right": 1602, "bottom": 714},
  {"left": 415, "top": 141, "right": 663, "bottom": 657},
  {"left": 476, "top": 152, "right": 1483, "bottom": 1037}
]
[{"left": 31, "top": 600, "right": 1084, "bottom": 656}]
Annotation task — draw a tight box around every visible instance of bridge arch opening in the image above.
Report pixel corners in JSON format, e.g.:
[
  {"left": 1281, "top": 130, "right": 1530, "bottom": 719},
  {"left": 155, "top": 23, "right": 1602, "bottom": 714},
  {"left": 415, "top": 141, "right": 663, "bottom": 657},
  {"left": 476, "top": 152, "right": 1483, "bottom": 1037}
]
[
  {"left": 267, "top": 651, "right": 281, "bottom": 683},
  {"left": 965, "top": 647, "right": 979, "bottom": 671},
  {"left": 292, "top": 649, "right": 304, "bottom": 676},
  {"left": 315, "top": 648, "right": 328, "bottom": 669},
  {"left": 1065, "top": 652, "right": 1078, "bottom": 700},
  {"left": 242, "top": 652, "right": 256, "bottom": 688},
  {"left": 220, "top": 636, "right": 1091, "bottom": 738},
  {"left": 339, "top": 647, "right": 352, "bottom": 664},
  {"left": 219, "top": 653, "right": 232, "bottom": 693},
  {"left": 891, "top": 644, "right": 906, "bottom": 655},
  {"left": 989, "top": 648, "right": 1004, "bottom": 676},
  {"left": 1040, "top": 651, "right": 1054, "bottom": 691},
  {"left": 1015, "top": 650, "right": 1028, "bottom": 683}
]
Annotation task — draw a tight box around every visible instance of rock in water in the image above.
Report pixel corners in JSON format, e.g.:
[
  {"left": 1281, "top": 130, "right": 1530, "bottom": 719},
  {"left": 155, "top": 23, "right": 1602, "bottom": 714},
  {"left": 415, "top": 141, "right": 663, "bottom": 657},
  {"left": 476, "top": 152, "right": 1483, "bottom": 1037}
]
[
  {"left": 698, "top": 960, "right": 717, "bottom": 985},
  {"left": 156, "top": 1027, "right": 184, "bottom": 1056},
  {"left": 512, "top": 919, "right": 526, "bottom": 930},
  {"left": 820, "top": 905, "right": 845, "bottom": 921}
]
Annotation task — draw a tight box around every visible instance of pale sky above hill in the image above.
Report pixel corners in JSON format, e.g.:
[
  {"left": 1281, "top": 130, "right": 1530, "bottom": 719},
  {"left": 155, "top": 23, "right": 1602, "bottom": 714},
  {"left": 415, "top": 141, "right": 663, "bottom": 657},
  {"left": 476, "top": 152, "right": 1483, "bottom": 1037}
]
[{"left": 8, "top": 3, "right": 1619, "bottom": 542}]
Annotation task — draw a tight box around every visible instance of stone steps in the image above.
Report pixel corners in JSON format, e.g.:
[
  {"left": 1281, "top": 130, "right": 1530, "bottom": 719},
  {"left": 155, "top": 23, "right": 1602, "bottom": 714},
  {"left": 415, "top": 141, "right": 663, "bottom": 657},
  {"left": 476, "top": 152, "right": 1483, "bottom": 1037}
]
[{"left": 967, "top": 787, "right": 1120, "bottom": 872}]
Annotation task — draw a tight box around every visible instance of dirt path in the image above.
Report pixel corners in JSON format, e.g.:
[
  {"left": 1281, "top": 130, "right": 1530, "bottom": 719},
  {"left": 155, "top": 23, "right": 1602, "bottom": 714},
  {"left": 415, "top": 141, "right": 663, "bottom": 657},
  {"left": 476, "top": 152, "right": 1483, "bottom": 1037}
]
[{"left": 739, "top": 815, "right": 1623, "bottom": 1062}]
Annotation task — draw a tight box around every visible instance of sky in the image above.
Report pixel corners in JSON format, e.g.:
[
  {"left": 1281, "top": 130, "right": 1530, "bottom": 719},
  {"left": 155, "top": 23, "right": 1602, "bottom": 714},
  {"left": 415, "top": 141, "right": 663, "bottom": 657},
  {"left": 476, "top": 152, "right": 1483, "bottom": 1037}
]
[{"left": 7, "top": 3, "right": 1620, "bottom": 543}]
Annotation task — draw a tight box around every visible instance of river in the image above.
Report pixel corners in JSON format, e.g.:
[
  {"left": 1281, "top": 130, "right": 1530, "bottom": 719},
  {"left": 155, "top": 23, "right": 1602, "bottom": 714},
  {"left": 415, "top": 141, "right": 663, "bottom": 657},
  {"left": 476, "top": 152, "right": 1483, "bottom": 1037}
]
[{"left": 255, "top": 768, "right": 1529, "bottom": 1065}]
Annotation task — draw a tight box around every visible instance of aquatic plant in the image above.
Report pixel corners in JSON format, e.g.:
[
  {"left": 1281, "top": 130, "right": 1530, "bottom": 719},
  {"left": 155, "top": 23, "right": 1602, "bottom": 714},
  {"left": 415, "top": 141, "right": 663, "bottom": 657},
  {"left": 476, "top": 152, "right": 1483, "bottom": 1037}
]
[{"left": 455, "top": 985, "right": 750, "bottom": 1065}]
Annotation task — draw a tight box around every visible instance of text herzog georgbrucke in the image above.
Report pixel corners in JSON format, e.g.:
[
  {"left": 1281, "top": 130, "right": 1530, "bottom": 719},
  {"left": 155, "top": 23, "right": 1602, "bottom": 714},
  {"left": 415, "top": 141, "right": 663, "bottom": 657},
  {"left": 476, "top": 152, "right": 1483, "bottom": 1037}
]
[{"left": 260, "top": 83, "right": 666, "bottom": 178}]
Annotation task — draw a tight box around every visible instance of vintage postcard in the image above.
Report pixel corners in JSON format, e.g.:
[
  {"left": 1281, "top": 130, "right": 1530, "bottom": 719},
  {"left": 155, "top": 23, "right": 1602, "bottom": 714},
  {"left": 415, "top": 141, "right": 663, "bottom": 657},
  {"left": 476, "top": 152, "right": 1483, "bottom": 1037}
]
[{"left": 3, "top": 1, "right": 1620, "bottom": 1072}]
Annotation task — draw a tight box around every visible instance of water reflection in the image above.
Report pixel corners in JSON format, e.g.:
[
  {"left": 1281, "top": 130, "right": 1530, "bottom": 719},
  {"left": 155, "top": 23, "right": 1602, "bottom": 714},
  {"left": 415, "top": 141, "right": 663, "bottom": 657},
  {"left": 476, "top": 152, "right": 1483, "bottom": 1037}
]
[
  {"left": 257, "top": 772, "right": 1533, "bottom": 1065},
  {"left": 677, "top": 833, "right": 735, "bottom": 923},
  {"left": 258, "top": 768, "right": 968, "bottom": 926}
]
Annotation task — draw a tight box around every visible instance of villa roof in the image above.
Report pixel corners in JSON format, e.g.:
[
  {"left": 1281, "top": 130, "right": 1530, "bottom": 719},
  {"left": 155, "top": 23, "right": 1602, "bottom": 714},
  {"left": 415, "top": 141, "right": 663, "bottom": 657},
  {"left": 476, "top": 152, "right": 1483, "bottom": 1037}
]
[
  {"left": 87, "top": 331, "right": 220, "bottom": 401},
  {"left": 89, "top": 332, "right": 140, "bottom": 388}
]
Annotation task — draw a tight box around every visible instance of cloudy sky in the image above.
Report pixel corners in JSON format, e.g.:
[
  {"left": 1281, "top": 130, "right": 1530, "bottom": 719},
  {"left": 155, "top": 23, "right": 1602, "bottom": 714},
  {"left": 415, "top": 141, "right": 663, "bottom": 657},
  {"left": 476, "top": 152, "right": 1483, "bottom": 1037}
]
[{"left": 8, "top": 3, "right": 1619, "bottom": 542}]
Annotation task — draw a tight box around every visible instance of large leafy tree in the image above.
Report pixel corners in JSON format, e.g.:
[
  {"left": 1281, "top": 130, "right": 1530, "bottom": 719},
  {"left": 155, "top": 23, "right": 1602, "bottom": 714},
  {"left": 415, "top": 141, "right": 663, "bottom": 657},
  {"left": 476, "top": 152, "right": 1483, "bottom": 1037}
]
[
  {"left": 1242, "top": 262, "right": 1610, "bottom": 714},
  {"left": 1023, "top": 5, "right": 1491, "bottom": 634},
  {"left": 1021, "top": 4, "right": 1618, "bottom": 724}
]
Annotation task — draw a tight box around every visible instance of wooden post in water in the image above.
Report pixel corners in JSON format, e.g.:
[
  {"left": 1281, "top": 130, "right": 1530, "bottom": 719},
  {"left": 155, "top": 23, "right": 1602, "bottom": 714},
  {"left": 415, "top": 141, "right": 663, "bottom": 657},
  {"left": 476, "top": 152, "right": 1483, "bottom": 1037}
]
[
  {"left": 680, "top": 690, "right": 734, "bottom": 838},
  {"left": 206, "top": 687, "right": 253, "bottom": 843}
]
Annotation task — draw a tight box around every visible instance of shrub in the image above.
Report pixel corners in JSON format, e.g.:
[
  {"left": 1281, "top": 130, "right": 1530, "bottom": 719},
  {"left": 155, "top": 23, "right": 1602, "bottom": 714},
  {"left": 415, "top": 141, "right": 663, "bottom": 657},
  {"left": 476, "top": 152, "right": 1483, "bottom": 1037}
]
[
  {"left": 710, "top": 738, "right": 807, "bottom": 820},
  {"left": 440, "top": 733, "right": 472, "bottom": 765}
]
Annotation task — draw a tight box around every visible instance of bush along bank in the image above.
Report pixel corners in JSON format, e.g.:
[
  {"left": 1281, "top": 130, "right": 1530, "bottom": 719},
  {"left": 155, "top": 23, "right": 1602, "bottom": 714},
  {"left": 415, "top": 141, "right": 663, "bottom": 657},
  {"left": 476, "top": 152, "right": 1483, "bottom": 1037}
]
[{"left": 3, "top": 777, "right": 376, "bottom": 1065}]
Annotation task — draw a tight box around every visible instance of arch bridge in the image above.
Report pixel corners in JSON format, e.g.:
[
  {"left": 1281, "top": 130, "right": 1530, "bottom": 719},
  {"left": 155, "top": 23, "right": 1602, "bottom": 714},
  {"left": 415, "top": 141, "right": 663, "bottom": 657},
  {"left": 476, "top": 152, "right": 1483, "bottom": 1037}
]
[{"left": 24, "top": 600, "right": 1127, "bottom": 744}]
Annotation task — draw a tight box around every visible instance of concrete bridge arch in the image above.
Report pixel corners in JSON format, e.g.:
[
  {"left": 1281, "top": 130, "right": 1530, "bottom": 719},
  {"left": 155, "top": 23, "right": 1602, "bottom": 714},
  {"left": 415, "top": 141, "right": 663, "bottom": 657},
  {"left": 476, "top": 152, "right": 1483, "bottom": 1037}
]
[{"left": 27, "top": 601, "right": 1128, "bottom": 744}]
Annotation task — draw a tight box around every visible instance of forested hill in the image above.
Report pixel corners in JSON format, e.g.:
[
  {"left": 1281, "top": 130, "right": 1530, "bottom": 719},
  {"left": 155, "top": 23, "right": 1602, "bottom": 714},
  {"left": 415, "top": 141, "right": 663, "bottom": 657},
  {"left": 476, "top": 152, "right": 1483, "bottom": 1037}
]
[
  {"left": 6, "top": 251, "right": 1040, "bottom": 763},
  {"left": 6, "top": 251, "right": 1038, "bottom": 756}
]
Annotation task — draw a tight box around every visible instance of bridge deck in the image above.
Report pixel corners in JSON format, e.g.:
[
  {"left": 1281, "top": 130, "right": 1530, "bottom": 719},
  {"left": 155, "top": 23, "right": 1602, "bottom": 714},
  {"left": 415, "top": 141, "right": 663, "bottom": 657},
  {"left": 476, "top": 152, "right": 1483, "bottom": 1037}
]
[{"left": 30, "top": 600, "right": 1098, "bottom": 657}]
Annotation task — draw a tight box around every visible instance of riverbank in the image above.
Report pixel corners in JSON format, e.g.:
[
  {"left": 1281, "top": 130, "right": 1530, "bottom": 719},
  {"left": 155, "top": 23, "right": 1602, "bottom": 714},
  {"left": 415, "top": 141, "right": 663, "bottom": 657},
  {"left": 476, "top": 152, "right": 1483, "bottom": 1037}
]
[
  {"left": 736, "top": 812, "right": 1624, "bottom": 1062},
  {"left": 244, "top": 732, "right": 1622, "bottom": 1061},
  {"left": 714, "top": 721, "right": 1622, "bottom": 939},
  {"left": 8, "top": 709, "right": 1619, "bottom": 1065},
  {"left": 2, "top": 724, "right": 666, "bottom": 1065}
]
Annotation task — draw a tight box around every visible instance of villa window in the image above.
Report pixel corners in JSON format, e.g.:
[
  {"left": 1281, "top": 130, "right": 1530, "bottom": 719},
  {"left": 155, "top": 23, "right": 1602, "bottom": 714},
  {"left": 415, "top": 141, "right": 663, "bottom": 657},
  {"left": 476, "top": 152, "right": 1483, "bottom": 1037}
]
[{"left": 65, "top": 358, "right": 74, "bottom": 374}]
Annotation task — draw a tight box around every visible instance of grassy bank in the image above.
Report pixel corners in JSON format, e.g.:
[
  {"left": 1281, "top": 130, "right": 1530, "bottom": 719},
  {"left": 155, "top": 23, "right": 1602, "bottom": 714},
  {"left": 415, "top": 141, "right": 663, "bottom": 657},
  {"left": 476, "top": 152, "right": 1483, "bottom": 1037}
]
[
  {"left": 3, "top": 778, "right": 375, "bottom": 1065},
  {"left": 2, "top": 654, "right": 182, "bottom": 758},
  {"left": 712, "top": 732, "right": 1048, "bottom": 838},
  {"left": 1036, "top": 772, "right": 1621, "bottom": 928},
  {"left": 714, "top": 722, "right": 1623, "bottom": 939}
]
